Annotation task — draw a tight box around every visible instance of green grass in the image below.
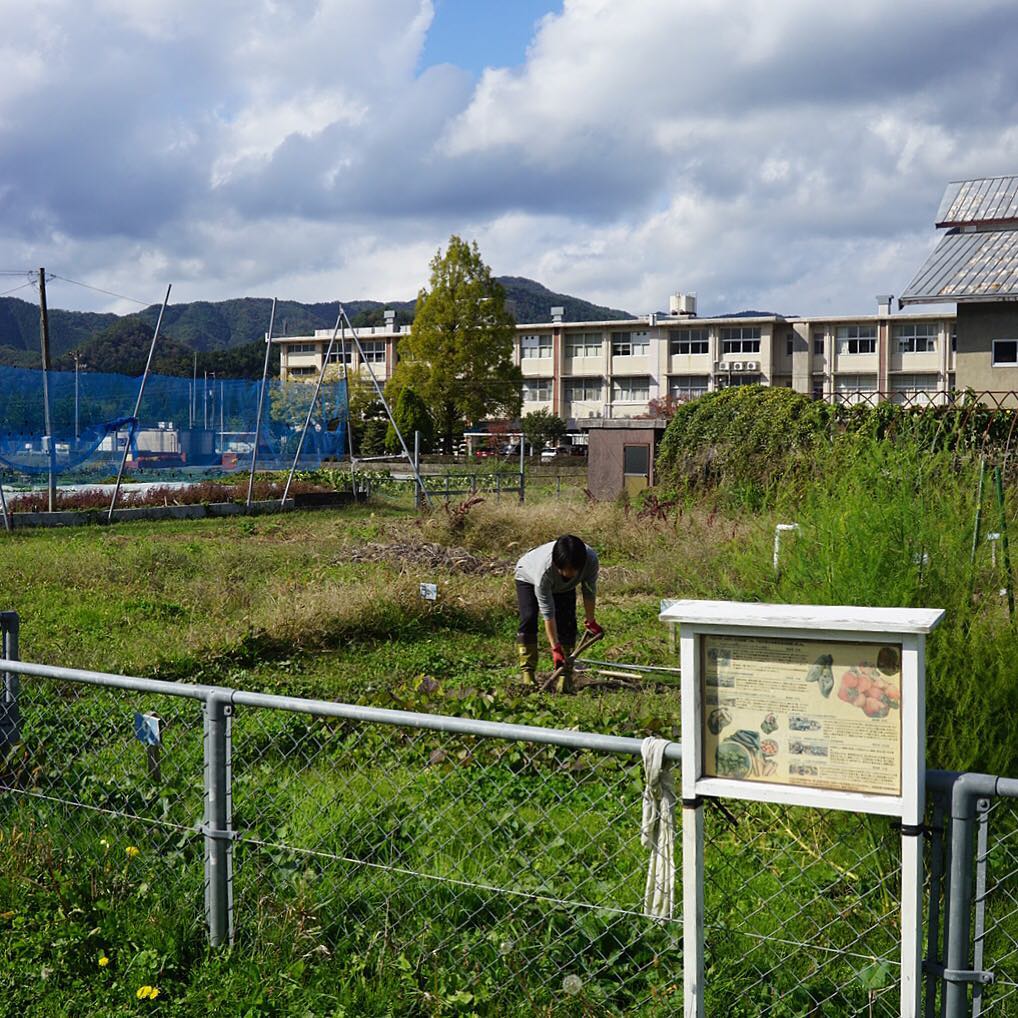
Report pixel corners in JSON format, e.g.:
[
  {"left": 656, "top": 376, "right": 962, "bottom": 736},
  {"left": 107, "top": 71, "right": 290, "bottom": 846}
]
[{"left": 1, "top": 446, "right": 1017, "bottom": 1014}]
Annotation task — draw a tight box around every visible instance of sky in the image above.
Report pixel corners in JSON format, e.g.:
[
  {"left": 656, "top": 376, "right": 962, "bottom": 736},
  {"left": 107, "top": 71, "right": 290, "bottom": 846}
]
[{"left": 2, "top": 0, "right": 1018, "bottom": 319}]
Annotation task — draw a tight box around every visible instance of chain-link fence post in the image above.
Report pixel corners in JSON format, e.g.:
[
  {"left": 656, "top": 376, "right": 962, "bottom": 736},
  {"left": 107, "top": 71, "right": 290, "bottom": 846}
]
[
  {"left": 944, "top": 781, "right": 984, "bottom": 1016},
  {"left": 0, "top": 610, "right": 19, "bottom": 751},
  {"left": 203, "top": 689, "right": 234, "bottom": 947}
]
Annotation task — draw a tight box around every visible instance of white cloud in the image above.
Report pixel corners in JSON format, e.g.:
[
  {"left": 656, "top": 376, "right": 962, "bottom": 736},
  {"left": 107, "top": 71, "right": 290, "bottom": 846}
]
[{"left": 1, "top": 0, "right": 1018, "bottom": 319}]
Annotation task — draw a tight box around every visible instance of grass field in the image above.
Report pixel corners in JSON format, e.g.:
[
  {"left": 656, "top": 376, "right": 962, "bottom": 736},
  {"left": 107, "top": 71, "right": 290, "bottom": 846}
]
[{"left": 2, "top": 444, "right": 1017, "bottom": 1015}]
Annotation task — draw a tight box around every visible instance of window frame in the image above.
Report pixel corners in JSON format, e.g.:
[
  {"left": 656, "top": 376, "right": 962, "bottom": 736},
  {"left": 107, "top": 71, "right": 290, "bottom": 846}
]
[
  {"left": 611, "top": 376, "right": 651, "bottom": 402},
  {"left": 565, "top": 377, "right": 603, "bottom": 402},
  {"left": 835, "top": 325, "right": 877, "bottom": 356},
  {"left": 519, "top": 333, "right": 553, "bottom": 359},
  {"left": 670, "top": 328, "right": 709, "bottom": 356},
  {"left": 611, "top": 330, "right": 651, "bottom": 358},
  {"left": 992, "top": 339, "right": 1018, "bottom": 366},
  {"left": 668, "top": 375, "right": 709, "bottom": 401},
  {"left": 522, "top": 379, "right": 553, "bottom": 402},
  {"left": 565, "top": 332, "right": 603, "bottom": 359},
  {"left": 893, "top": 322, "right": 938, "bottom": 354},
  {"left": 720, "top": 326, "right": 761, "bottom": 355}
]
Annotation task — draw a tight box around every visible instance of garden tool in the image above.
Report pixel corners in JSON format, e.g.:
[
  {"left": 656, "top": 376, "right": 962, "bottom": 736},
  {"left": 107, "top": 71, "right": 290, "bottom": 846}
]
[
  {"left": 516, "top": 642, "right": 538, "bottom": 685},
  {"left": 539, "top": 628, "right": 603, "bottom": 693}
]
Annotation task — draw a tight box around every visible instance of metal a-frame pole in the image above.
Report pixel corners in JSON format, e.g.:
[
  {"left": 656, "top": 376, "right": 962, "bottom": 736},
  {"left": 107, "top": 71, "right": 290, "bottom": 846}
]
[
  {"left": 337, "top": 304, "right": 430, "bottom": 506},
  {"left": 108, "top": 284, "right": 172, "bottom": 521},
  {"left": 246, "top": 297, "right": 277, "bottom": 508},
  {"left": 339, "top": 320, "right": 357, "bottom": 496},
  {"left": 281, "top": 314, "right": 342, "bottom": 505},
  {"left": 0, "top": 476, "right": 9, "bottom": 531}
]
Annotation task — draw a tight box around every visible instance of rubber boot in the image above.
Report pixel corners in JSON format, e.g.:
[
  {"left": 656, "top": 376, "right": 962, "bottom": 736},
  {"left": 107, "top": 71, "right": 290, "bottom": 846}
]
[
  {"left": 559, "top": 644, "right": 576, "bottom": 693},
  {"left": 517, "top": 642, "right": 538, "bottom": 686}
]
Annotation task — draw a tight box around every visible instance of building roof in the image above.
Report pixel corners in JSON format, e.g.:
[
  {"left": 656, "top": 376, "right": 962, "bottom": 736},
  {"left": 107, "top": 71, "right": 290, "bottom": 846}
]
[
  {"left": 899, "top": 227, "right": 1018, "bottom": 305},
  {"left": 936, "top": 176, "right": 1018, "bottom": 227}
]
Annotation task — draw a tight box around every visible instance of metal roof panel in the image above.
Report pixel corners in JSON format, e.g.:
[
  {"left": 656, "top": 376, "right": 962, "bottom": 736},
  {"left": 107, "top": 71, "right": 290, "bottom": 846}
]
[
  {"left": 900, "top": 228, "right": 1018, "bottom": 304},
  {"left": 935, "top": 176, "right": 1018, "bottom": 227}
]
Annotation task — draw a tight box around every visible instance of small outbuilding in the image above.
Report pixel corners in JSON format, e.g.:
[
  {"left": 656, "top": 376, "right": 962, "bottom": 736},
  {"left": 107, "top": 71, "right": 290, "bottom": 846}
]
[{"left": 577, "top": 419, "right": 669, "bottom": 500}]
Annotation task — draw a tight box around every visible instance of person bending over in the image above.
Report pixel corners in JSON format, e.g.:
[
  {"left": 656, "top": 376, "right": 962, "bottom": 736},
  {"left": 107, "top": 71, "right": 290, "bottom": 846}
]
[{"left": 514, "top": 534, "right": 602, "bottom": 690}]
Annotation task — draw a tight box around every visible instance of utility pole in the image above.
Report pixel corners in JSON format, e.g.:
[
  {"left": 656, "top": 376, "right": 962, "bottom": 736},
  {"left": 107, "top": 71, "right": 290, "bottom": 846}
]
[
  {"left": 38, "top": 268, "right": 56, "bottom": 512},
  {"left": 73, "top": 351, "right": 87, "bottom": 444}
]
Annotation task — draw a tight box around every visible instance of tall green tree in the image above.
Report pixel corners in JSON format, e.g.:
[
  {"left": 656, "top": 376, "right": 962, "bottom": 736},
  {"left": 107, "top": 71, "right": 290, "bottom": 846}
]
[
  {"left": 385, "top": 386, "right": 435, "bottom": 453},
  {"left": 387, "top": 236, "right": 522, "bottom": 452}
]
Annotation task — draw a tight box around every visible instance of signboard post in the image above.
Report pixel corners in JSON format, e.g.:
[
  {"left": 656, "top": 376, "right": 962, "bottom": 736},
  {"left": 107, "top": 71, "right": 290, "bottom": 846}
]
[{"left": 659, "top": 600, "right": 943, "bottom": 1018}]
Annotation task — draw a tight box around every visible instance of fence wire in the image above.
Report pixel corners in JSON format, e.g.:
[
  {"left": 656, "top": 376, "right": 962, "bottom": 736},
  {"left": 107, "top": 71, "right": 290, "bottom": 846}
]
[
  {"left": 8, "top": 662, "right": 1018, "bottom": 1014},
  {"left": 230, "top": 708, "right": 680, "bottom": 1015},
  {"left": 973, "top": 798, "right": 1018, "bottom": 1015},
  {"left": 0, "top": 677, "right": 207, "bottom": 943}
]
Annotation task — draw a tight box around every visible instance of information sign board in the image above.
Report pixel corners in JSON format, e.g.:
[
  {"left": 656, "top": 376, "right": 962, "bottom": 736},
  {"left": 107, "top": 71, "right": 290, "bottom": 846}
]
[{"left": 701, "top": 633, "right": 902, "bottom": 796}]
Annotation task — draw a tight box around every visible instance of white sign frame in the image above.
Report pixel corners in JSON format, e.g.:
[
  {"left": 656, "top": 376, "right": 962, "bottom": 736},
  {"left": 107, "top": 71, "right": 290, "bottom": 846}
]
[{"left": 659, "top": 600, "right": 944, "bottom": 1018}]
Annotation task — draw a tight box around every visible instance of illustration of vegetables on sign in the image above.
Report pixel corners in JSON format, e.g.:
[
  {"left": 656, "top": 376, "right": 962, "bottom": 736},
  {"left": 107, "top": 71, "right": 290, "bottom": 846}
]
[
  {"left": 805, "top": 654, "right": 834, "bottom": 698},
  {"left": 837, "top": 646, "right": 901, "bottom": 718},
  {"left": 716, "top": 730, "right": 777, "bottom": 779}
]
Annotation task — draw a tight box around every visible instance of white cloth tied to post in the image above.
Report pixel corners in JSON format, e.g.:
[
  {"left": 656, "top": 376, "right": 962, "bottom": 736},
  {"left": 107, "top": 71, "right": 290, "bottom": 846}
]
[{"left": 640, "top": 736, "right": 676, "bottom": 920}]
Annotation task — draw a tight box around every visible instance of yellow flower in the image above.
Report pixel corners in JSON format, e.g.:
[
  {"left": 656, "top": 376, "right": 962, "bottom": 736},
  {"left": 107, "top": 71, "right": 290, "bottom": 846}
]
[
  {"left": 99, "top": 838, "right": 110, "bottom": 851},
  {"left": 136, "top": 985, "right": 160, "bottom": 1000},
  {"left": 98, "top": 955, "right": 109, "bottom": 968},
  {"left": 125, "top": 845, "right": 140, "bottom": 859}
]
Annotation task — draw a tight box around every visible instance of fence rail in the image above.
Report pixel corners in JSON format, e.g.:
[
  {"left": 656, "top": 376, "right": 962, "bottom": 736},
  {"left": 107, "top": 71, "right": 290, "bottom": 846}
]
[{"left": 2, "top": 611, "right": 1017, "bottom": 1015}]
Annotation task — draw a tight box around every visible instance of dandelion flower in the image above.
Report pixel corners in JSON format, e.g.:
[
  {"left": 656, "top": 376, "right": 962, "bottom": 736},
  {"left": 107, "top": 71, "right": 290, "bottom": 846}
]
[
  {"left": 562, "top": 974, "right": 583, "bottom": 996},
  {"left": 125, "top": 845, "right": 140, "bottom": 859},
  {"left": 98, "top": 955, "right": 109, "bottom": 968},
  {"left": 136, "top": 985, "right": 160, "bottom": 1000}
]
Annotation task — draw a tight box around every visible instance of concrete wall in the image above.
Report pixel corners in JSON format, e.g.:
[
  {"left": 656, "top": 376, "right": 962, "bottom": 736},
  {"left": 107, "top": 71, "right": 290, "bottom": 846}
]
[{"left": 956, "top": 303, "right": 1018, "bottom": 403}]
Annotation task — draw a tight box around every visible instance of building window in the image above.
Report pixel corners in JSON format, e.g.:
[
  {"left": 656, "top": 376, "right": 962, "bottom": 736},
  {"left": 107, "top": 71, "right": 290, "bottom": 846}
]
[
  {"left": 611, "top": 331, "right": 651, "bottom": 357},
  {"left": 612, "top": 376, "right": 651, "bottom": 402},
  {"left": 522, "top": 379, "right": 552, "bottom": 402},
  {"left": 951, "top": 325, "right": 957, "bottom": 353},
  {"left": 992, "top": 340, "right": 1018, "bottom": 366},
  {"left": 669, "top": 375, "right": 709, "bottom": 400},
  {"left": 623, "top": 444, "right": 650, "bottom": 476},
  {"left": 835, "top": 325, "right": 877, "bottom": 355},
  {"left": 288, "top": 343, "right": 318, "bottom": 355},
  {"left": 811, "top": 374, "right": 825, "bottom": 399},
  {"left": 288, "top": 366, "right": 317, "bottom": 377},
  {"left": 786, "top": 336, "right": 794, "bottom": 356},
  {"left": 812, "top": 332, "right": 825, "bottom": 356},
  {"left": 361, "top": 341, "right": 386, "bottom": 363},
  {"left": 565, "top": 332, "right": 603, "bottom": 358},
  {"left": 565, "top": 378, "right": 602, "bottom": 402},
  {"left": 720, "top": 327, "right": 761, "bottom": 354},
  {"left": 835, "top": 373, "right": 877, "bottom": 405},
  {"left": 520, "top": 333, "right": 553, "bottom": 359},
  {"left": 717, "top": 373, "right": 759, "bottom": 388},
  {"left": 890, "top": 373, "right": 939, "bottom": 403},
  {"left": 894, "top": 322, "right": 937, "bottom": 353},
  {"left": 670, "top": 328, "right": 708, "bottom": 355},
  {"left": 327, "top": 348, "right": 353, "bottom": 364}
]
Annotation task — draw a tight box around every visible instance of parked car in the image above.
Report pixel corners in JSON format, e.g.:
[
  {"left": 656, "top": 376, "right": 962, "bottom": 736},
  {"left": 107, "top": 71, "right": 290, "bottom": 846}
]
[{"left": 541, "top": 446, "right": 572, "bottom": 462}]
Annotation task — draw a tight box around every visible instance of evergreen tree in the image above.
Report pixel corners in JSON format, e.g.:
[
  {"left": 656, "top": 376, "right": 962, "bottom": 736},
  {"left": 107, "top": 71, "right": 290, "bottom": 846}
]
[
  {"left": 521, "top": 409, "right": 568, "bottom": 453},
  {"left": 385, "top": 386, "right": 435, "bottom": 453},
  {"left": 387, "top": 236, "right": 522, "bottom": 452}
]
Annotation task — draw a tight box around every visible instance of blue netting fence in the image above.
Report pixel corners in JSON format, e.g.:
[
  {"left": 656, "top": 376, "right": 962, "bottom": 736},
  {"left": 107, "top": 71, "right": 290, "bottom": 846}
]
[{"left": 0, "top": 366, "right": 347, "bottom": 479}]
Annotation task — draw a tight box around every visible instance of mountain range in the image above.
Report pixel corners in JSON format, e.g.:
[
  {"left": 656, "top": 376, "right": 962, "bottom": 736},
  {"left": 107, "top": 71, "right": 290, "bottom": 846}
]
[{"left": 0, "top": 276, "right": 634, "bottom": 377}]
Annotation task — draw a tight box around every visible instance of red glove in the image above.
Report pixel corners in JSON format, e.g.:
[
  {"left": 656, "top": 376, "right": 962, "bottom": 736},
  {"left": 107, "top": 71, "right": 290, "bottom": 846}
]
[
  {"left": 585, "top": 620, "right": 604, "bottom": 638},
  {"left": 551, "top": 644, "right": 567, "bottom": 669}
]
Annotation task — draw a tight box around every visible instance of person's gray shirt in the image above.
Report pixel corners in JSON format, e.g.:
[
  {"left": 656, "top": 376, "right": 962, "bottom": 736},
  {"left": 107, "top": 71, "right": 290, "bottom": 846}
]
[{"left": 514, "top": 541, "right": 599, "bottom": 620}]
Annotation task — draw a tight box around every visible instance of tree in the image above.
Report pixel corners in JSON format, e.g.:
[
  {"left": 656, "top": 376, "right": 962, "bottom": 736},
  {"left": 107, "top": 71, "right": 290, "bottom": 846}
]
[
  {"left": 521, "top": 409, "right": 567, "bottom": 453},
  {"left": 269, "top": 365, "right": 346, "bottom": 429},
  {"left": 386, "top": 386, "right": 435, "bottom": 453},
  {"left": 387, "top": 236, "right": 522, "bottom": 452}
]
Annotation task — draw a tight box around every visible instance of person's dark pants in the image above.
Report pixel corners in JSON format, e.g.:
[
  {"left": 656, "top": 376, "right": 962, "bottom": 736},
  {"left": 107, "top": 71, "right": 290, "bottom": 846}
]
[{"left": 515, "top": 581, "right": 577, "bottom": 646}]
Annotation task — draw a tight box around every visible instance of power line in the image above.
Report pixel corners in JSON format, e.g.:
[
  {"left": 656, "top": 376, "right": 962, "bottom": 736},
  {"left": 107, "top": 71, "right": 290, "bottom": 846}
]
[
  {"left": 0, "top": 280, "right": 38, "bottom": 299},
  {"left": 47, "top": 273, "right": 153, "bottom": 307}
]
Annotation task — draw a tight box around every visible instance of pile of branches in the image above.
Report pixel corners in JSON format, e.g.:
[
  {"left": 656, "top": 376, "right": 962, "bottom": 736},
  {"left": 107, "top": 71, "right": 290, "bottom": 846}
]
[{"left": 343, "top": 540, "right": 512, "bottom": 576}]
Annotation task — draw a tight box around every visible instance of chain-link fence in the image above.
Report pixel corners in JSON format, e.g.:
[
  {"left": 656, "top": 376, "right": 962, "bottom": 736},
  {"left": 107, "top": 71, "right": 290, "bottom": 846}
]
[{"left": 4, "top": 632, "right": 1018, "bottom": 1014}]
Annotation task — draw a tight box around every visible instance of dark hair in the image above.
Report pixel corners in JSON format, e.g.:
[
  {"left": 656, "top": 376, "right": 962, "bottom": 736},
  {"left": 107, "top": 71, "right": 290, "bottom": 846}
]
[{"left": 552, "top": 534, "right": 587, "bottom": 571}]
